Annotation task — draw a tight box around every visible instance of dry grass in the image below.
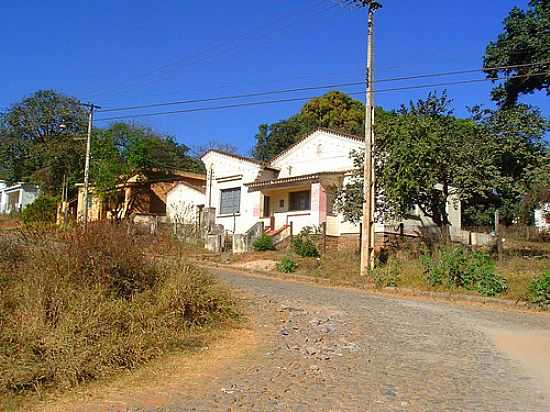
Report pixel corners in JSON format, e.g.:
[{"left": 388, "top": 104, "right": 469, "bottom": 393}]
[
  {"left": 0, "top": 223, "right": 240, "bottom": 409},
  {"left": 223, "top": 241, "right": 549, "bottom": 303},
  {"left": 0, "top": 215, "right": 20, "bottom": 231}
]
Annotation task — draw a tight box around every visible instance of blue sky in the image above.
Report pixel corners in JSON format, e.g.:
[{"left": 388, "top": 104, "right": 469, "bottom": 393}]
[{"left": 2, "top": 0, "right": 548, "bottom": 154}]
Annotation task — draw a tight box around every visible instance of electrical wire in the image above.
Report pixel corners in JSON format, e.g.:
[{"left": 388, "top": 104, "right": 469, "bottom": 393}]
[
  {"left": 93, "top": 71, "right": 549, "bottom": 123},
  {"left": 97, "top": 61, "right": 550, "bottom": 113}
]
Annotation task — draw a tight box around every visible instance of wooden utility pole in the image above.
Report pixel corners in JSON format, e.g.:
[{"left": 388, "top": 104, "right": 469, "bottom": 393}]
[
  {"left": 82, "top": 103, "right": 101, "bottom": 232},
  {"left": 358, "top": 1, "right": 381, "bottom": 276}
]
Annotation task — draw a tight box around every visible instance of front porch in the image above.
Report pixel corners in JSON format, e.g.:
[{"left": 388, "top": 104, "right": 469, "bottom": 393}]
[{"left": 246, "top": 172, "right": 343, "bottom": 240}]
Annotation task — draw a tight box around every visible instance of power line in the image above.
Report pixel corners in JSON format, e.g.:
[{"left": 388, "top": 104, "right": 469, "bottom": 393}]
[
  {"left": 93, "top": 72, "right": 548, "bottom": 123},
  {"left": 97, "top": 61, "right": 550, "bottom": 113}
]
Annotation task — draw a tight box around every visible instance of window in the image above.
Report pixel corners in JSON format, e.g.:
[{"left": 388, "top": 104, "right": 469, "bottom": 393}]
[
  {"left": 289, "top": 190, "right": 310, "bottom": 211},
  {"left": 220, "top": 187, "right": 241, "bottom": 215}
]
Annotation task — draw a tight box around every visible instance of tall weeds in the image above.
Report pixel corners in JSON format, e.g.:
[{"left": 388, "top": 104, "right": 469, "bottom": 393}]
[{"left": 0, "top": 223, "right": 239, "bottom": 400}]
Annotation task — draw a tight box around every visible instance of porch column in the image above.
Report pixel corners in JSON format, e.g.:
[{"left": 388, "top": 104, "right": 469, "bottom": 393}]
[{"left": 311, "top": 183, "right": 327, "bottom": 225}]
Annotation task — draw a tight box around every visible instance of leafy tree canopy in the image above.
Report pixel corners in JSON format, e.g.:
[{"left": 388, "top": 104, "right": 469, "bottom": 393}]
[
  {"left": 337, "top": 91, "right": 550, "bottom": 230},
  {"left": 465, "top": 104, "right": 550, "bottom": 224},
  {"left": 0, "top": 90, "right": 204, "bottom": 198},
  {"left": 484, "top": 0, "right": 550, "bottom": 106},
  {"left": 0, "top": 90, "right": 87, "bottom": 194},
  {"left": 338, "top": 92, "right": 501, "bottom": 237},
  {"left": 252, "top": 91, "right": 366, "bottom": 161},
  {"left": 91, "top": 122, "right": 204, "bottom": 197}
]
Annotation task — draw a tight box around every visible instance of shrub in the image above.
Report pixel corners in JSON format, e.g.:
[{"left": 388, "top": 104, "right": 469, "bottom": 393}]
[
  {"left": 421, "top": 246, "right": 507, "bottom": 297},
  {"left": 371, "top": 258, "right": 400, "bottom": 288},
  {"left": 0, "top": 223, "right": 239, "bottom": 401},
  {"left": 292, "top": 227, "right": 319, "bottom": 257},
  {"left": 528, "top": 271, "right": 550, "bottom": 308},
  {"left": 253, "top": 233, "right": 274, "bottom": 251},
  {"left": 20, "top": 196, "right": 57, "bottom": 225},
  {"left": 277, "top": 256, "right": 297, "bottom": 273}
]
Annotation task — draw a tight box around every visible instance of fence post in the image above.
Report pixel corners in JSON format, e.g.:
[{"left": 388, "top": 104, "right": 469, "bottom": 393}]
[
  {"left": 322, "top": 222, "right": 327, "bottom": 255},
  {"left": 495, "top": 210, "right": 503, "bottom": 262},
  {"left": 289, "top": 221, "right": 294, "bottom": 239}
]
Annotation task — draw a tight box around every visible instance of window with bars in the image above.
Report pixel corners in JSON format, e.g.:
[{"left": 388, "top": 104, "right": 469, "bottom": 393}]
[
  {"left": 220, "top": 187, "right": 241, "bottom": 215},
  {"left": 289, "top": 190, "right": 310, "bottom": 211}
]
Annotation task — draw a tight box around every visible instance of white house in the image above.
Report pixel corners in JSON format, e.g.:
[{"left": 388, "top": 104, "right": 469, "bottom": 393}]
[
  {"left": 534, "top": 203, "right": 550, "bottom": 232},
  {"left": 0, "top": 181, "right": 40, "bottom": 214},
  {"left": 201, "top": 129, "right": 462, "bottom": 247},
  {"left": 166, "top": 181, "right": 206, "bottom": 224}
]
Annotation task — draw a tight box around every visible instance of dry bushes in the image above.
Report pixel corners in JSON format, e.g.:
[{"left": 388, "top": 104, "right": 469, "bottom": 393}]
[{"left": 0, "top": 223, "right": 239, "bottom": 402}]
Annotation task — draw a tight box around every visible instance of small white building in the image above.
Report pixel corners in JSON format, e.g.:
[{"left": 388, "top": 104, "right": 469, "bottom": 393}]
[
  {"left": 0, "top": 181, "right": 40, "bottom": 214},
  {"left": 166, "top": 181, "right": 206, "bottom": 224},
  {"left": 534, "top": 203, "right": 550, "bottom": 232},
  {"left": 201, "top": 129, "right": 462, "bottom": 247}
]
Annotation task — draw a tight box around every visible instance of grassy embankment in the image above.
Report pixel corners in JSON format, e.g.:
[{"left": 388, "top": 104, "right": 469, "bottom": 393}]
[
  {"left": 0, "top": 223, "right": 240, "bottom": 410},
  {"left": 219, "top": 230, "right": 550, "bottom": 304}
]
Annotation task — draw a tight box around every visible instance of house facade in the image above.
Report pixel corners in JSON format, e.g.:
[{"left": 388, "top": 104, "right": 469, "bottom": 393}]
[
  {"left": 76, "top": 171, "right": 206, "bottom": 222},
  {"left": 0, "top": 181, "right": 40, "bottom": 214},
  {"left": 534, "top": 203, "right": 550, "bottom": 232},
  {"left": 202, "top": 129, "right": 462, "bottom": 246},
  {"left": 166, "top": 181, "right": 206, "bottom": 224}
]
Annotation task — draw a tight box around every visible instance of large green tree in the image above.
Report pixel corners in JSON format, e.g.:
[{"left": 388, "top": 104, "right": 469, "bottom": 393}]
[
  {"left": 484, "top": 0, "right": 550, "bottom": 106},
  {"left": 337, "top": 92, "right": 501, "bottom": 238},
  {"left": 252, "top": 91, "right": 366, "bottom": 161},
  {"left": 0, "top": 90, "right": 204, "bottom": 200},
  {"left": 465, "top": 104, "right": 550, "bottom": 224},
  {"left": 91, "top": 123, "right": 204, "bottom": 217},
  {"left": 0, "top": 90, "right": 88, "bottom": 194}
]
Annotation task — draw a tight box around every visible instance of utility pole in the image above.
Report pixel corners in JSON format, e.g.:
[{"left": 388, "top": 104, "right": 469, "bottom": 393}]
[
  {"left": 82, "top": 103, "right": 101, "bottom": 232},
  {"left": 207, "top": 164, "right": 214, "bottom": 233},
  {"left": 355, "top": 0, "right": 381, "bottom": 276}
]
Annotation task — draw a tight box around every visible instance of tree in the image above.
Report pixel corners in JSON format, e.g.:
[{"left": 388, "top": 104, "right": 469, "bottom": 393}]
[
  {"left": 465, "top": 104, "right": 550, "bottom": 224},
  {"left": 0, "top": 90, "right": 88, "bottom": 194},
  {"left": 300, "top": 91, "right": 365, "bottom": 136},
  {"left": 484, "top": 0, "right": 550, "bottom": 106},
  {"left": 194, "top": 140, "right": 239, "bottom": 157},
  {"left": 252, "top": 91, "right": 366, "bottom": 161},
  {"left": 518, "top": 149, "right": 550, "bottom": 223},
  {"left": 337, "top": 92, "right": 501, "bottom": 239},
  {"left": 91, "top": 123, "right": 204, "bottom": 218}
]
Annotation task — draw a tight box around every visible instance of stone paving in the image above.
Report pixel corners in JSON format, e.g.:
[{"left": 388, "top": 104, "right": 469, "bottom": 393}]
[
  {"left": 150, "top": 268, "right": 550, "bottom": 412},
  {"left": 52, "top": 268, "right": 550, "bottom": 412}
]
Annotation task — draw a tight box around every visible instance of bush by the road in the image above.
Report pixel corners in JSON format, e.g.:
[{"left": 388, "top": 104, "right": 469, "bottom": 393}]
[
  {"left": 0, "top": 223, "right": 239, "bottom": 401},
  {"left": 292, "top": 228, "right": 319, "bottom": 258},
  {"left": 253, "top": 233, "right": 274, "bottom": 251},
  {"left": 277, "top": 256, "right": 297, "bottom": 273},
  {"left": 20, "top": 195, "right": 57, "bottom": 225},
  {"left": 371, "top": 258, "right": 401, "bottom": 288},
  {"left": 528, "top": 270, "right": 550, "bottom": 308},
  {"left": 421, "top": 246, "right": 507, "bottom": 297}
]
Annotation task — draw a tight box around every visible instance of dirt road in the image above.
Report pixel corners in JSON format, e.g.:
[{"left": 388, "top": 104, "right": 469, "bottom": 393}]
[{"left": 41, "top": 267, "right": 550, "bottom": 412}]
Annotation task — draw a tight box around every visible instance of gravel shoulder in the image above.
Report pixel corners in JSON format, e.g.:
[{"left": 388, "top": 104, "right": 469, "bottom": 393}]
[{"left": 29, "top": 266, "right": 550, "bottom": 412}]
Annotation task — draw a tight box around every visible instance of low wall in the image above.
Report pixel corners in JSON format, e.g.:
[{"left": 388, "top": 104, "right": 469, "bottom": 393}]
[{"left": 206, "top": 234, "right": 223, "bottom": 253}]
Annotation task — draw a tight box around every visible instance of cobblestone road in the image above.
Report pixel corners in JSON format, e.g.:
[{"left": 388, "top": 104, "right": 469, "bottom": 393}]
[
  {"left": 154, "top": 268, "right": 550, "bottom": 412},
  {"left": 50, "top": 268, "right": 550, "bottom": 412}
]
